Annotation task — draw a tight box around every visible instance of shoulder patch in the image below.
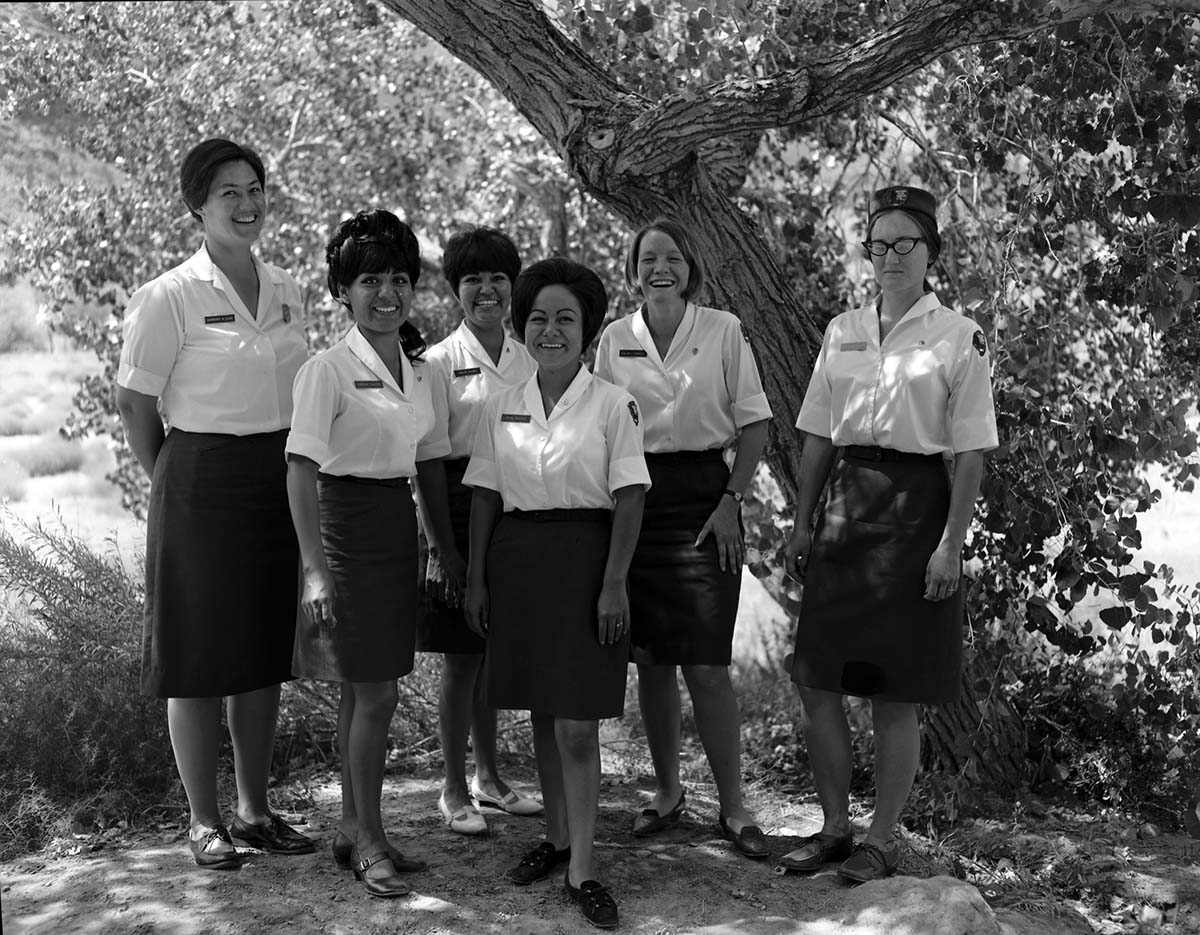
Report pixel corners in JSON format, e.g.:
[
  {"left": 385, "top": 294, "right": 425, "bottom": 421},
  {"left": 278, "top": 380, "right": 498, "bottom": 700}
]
[
  {"left": 972, "top": 331, "right": 987, "bottom": 357},
  {"left": 627, "top": 399, "right": 640, "bottom": 426}
]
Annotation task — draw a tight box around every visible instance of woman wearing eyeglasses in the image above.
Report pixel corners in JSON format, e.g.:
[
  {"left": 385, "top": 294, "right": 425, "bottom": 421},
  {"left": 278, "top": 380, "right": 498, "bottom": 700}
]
[{"left": 779, "top": 186, "right": 997, "bottom": 882}]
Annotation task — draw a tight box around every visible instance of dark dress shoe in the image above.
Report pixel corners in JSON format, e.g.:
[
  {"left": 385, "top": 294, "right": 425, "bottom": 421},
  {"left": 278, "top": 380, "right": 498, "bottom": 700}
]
[
  {"left": 229, "top": 811, "right": 316, "bottom": 855},
  {"left": 837, "top": 839, "right": 901, "bottom": 882},
  {"left": 777, "top": 831, "right": 854, "bottom": 872},
  {"left": 631, "top": 789, "right": 686, "bottom": 836},
  {"left": 719, "top": 815, "right": 770, "bottom": 859},
  {"left": 564, "top": 874, "right": 619, "bottom": 929},
  {"left": 352, "top": 848, "right": 411, "bottom": 898},
  {"left": 189, "top": 824, "right": 244, "bottom": 870},
  {"left": 332, "top": 831, "right": 426, "bottom": 872},
  {"left": 506, "top": 841, "right": 570, "bottom": 885}
]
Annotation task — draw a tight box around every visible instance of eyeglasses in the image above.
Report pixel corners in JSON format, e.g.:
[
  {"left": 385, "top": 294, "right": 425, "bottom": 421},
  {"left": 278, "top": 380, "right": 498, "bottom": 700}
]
[{"left": 862, "top": 237, "right": 926, "bottom": 257}]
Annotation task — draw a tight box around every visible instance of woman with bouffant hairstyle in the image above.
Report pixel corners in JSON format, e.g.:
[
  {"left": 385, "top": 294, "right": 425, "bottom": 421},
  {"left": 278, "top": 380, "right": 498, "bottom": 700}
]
[{"left": 287, "top": 209, "right": 454, "bottom": 898}]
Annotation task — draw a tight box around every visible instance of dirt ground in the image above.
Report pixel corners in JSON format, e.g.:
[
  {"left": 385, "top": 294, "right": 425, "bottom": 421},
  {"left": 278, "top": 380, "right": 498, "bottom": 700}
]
[{"left": 4, "top": 764, "right": 1200, "bottom": 935}]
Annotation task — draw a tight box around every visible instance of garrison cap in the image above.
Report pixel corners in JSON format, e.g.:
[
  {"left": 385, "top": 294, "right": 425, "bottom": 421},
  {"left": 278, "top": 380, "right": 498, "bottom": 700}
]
[{"left": 868, "top": 186, "right": 938, "bottom": 227}]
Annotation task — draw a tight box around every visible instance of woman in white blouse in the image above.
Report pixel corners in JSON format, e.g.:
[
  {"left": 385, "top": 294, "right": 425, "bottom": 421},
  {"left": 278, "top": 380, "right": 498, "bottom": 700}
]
[
  {"left": 286, "top": 210, "right": 453, "bottom": 898},
  {"left": 594, "top": 218, "right": 772, "bottom": 859},
  {"left": 116, "top": 139, "right": 313, "bottom": 870},
  {"left": 780, "top": 186, "right": 996, "bottom": 882},
  {"left": 464, "top": 258, "right": 649, "bottom": 930}
]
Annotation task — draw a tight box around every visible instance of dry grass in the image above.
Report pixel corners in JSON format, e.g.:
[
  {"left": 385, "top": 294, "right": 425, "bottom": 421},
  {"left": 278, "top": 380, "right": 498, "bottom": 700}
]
[{"left": 10, "top": 434, "right": 85, "bottom": 478}]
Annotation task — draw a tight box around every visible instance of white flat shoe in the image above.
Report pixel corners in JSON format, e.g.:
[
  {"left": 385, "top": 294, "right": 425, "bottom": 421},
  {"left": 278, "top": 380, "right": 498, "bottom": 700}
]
[
  {"left": 470, "top": 778, "right": 545, "bottom": 816},
  {"left": 438, "top": 791, "right": 487, "bottom": 835}
]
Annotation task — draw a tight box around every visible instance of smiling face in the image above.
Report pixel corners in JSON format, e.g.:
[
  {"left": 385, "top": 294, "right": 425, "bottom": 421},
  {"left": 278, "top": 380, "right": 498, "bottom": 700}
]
[
  {"left": 868, "top": 211, "right": 930, "bottom": 298},
  {"left": 524, "top": 284, "right": 584, "bottom": 377},
  {"left": 197, "top": 160, "right": 266, "bottom": 251},
  {"left": 457, "top": 270, "right": 512, "bottom": 335},
  {"left": 636, "top": 228, "right": 691, "bottom": 304},
  {"left": 341, "top": 269, "right": 413, "bottom": 339}
]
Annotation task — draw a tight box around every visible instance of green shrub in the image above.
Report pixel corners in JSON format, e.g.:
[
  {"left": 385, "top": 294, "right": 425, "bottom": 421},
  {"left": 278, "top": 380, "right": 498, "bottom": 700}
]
[
  {"left": 11, "top": 434, "right": 84, "bottom": 477},
  {"left": 0, "top": 515, "right": 173, "bottom": 858},
  {"left": 0, "top": 461, "right": 28, "bottom": 501},
  {"left": 0, "top": 282, "right": 49, "bottom": 353}
]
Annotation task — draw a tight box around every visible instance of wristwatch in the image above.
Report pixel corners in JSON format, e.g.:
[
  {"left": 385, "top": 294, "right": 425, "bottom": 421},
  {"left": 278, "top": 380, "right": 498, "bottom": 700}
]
[{"left": 723, "top": 488, "right": 744, "bottom": 503}]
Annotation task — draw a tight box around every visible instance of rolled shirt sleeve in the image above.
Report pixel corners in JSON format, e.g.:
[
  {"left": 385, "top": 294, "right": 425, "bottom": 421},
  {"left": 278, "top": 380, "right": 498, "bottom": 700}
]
[
  {"left": 723, "top": 319, "right": 773, "bottom": 428},
  {"left": 948, "top": 327, "right": 999, "bottom": 453},
  {"left": 118, "top": 279, "right": 183, "bottom": 397},
  {"left": 462, "top": 395, "right": 502, "bottom": 493},
  {"left": 795, "top": 326, "right": 834, "bottom": 435},
  {"left": 605, "top": 392, "right": 652, "bottom": 494},
  {"left": 285, "top": 358, "right": 339, "bottom": 467}
]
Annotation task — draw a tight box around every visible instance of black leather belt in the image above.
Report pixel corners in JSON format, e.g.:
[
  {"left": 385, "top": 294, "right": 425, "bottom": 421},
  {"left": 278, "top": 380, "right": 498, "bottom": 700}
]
[
  {"left": 318, "top": 472, "right": 409, "bottom": 488},
  {"left": 507, "top": 508, "right": 610, "bottom": 523},
  {"left": 645, "top": 449, "right": 725, "bottom": 465},
  {"left": 842, "top": 445, "right": 942, "bottom": 464}
]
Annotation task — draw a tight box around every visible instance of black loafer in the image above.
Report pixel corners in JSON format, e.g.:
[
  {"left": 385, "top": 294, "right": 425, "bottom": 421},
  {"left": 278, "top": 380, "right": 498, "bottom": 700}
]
[
  {"left": 507, "top": 841, "right": 570, "bottom": 885},
  {"left": 189, "top": 824, "right": 244, "bottom": 871},
  {"left": 631, "top": 789, "right": 686, "bottom": 836},
  {"left": 229, "top": 812, "right": 316, "bottom": 855},
  {"left": 777, "top": 831, "right": 853, "bottom": 872},
  {"left": 564, "top": 874, "right": 619, "bottom": 929},
  {"left": 719, "top": 815, "right": 770, "bottom": 859},
  {"left": 332, "top": 831, "right": 426, "bottom": 872}
]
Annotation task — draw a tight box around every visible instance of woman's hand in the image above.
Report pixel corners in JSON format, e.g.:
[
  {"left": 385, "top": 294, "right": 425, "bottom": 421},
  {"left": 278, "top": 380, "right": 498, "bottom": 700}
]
[
  {"left": 782, "top": 525, "right": 811, "bottom": 581},
  {"left": 695, "top": 496, "right": 743, "bottom": 574},
  {"left": 924, "top": 541, "right": 961, "bottom": 601},
  {"left": 597, "top": 580, "right": 630, "bottom": 645},
  {"left": 464, "top": 577, "right": 489, "bottom": 637},
  {"left": 425, "top": 548, "right": 467, "bottom": 608},
  {"left": 301, "top": 566, "right": 337, "bottom": 628}
]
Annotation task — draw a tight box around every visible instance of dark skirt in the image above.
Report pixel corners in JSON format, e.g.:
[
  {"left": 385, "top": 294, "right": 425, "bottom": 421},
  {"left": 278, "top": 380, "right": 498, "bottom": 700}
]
[
  {"left": 142, "top": 429, "right": 298, "bottom": 698},
  {"left": 790, "top": 450, "right": 963, "bottom": 705},
  {"left": 292, "top": 474, "right": 419, "bottom": 683},
  {"left": 484, "top": 510, "right": 629, "bottom": 720},
  {"left": 414, "top": 458, "right": 483, "bottom": 655},
  {"left": 628, "top": 450, "right": 741, "bottom": 666}
]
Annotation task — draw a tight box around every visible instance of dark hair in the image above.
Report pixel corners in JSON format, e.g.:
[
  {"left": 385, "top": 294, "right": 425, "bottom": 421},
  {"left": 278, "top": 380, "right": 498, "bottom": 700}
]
[
  {"left": 442, "top": 226, "right": 522, "bottom": 295},
  {"left": 623, "top": 216, "right": 707, "bottom": 301},
  {"left": 325, "top": 209, "right": 425, "bottom": 360},
  {"left": 180, "top": 138, "right": 266, "bottom": 222},
  {"left": 865, "top": 208, "right": 943, "bottom": 265},
  {"left": 511, "top": 257, "right": 608, "bottom": 351}
]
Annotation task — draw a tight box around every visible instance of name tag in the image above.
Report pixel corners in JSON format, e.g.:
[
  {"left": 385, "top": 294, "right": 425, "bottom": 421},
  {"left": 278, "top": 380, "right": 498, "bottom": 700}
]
[
  {"left": 205, "top": 314, "right": 236, "bottom": 324},
  {"left": 453, "top": 367, "right": 482, "bottom": 377},
  {"left": 840, "top": 341, "right": 868, "bottom": 351},
  {"left": 501, "top": 413, "right": 531, "bottom": 423},
  {"left": 354, "top": 379, "right": 384, "bottom": 389},
  {"left": 618, "top": 348, "right": 648, "bottom": 357}
]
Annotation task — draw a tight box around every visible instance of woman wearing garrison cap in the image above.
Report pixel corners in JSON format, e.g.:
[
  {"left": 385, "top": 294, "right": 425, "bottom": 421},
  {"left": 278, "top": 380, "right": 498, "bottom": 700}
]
[
  {"left": 116, "top": 138, "right": 313, "bottom": 870},
  {"left": 779, "top": 186, "right": 997, "bottom": 882}
]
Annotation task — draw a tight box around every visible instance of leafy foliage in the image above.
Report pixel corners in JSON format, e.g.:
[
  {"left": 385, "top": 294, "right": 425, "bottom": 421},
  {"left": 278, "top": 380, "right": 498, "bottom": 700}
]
[{"left": 0, "top": 0, "right": 633, "bottom": 515}]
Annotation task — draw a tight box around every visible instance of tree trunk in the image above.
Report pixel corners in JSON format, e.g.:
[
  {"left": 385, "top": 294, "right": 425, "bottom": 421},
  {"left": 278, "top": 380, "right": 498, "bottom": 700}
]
[{"left": 375, "top": 0, "right": 1191, "bottom": 796}]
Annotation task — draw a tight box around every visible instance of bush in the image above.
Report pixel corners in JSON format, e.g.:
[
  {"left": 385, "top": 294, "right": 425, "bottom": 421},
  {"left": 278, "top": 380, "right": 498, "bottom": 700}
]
[
  {"left": 0, "top": 282, "right": 49, "bottom": 353},
  {"left": 11, "top": 434, "right": 84, "bottom": 477},
  {"left": 0, "top": 515, "right": 173, "bottom": 858}
]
